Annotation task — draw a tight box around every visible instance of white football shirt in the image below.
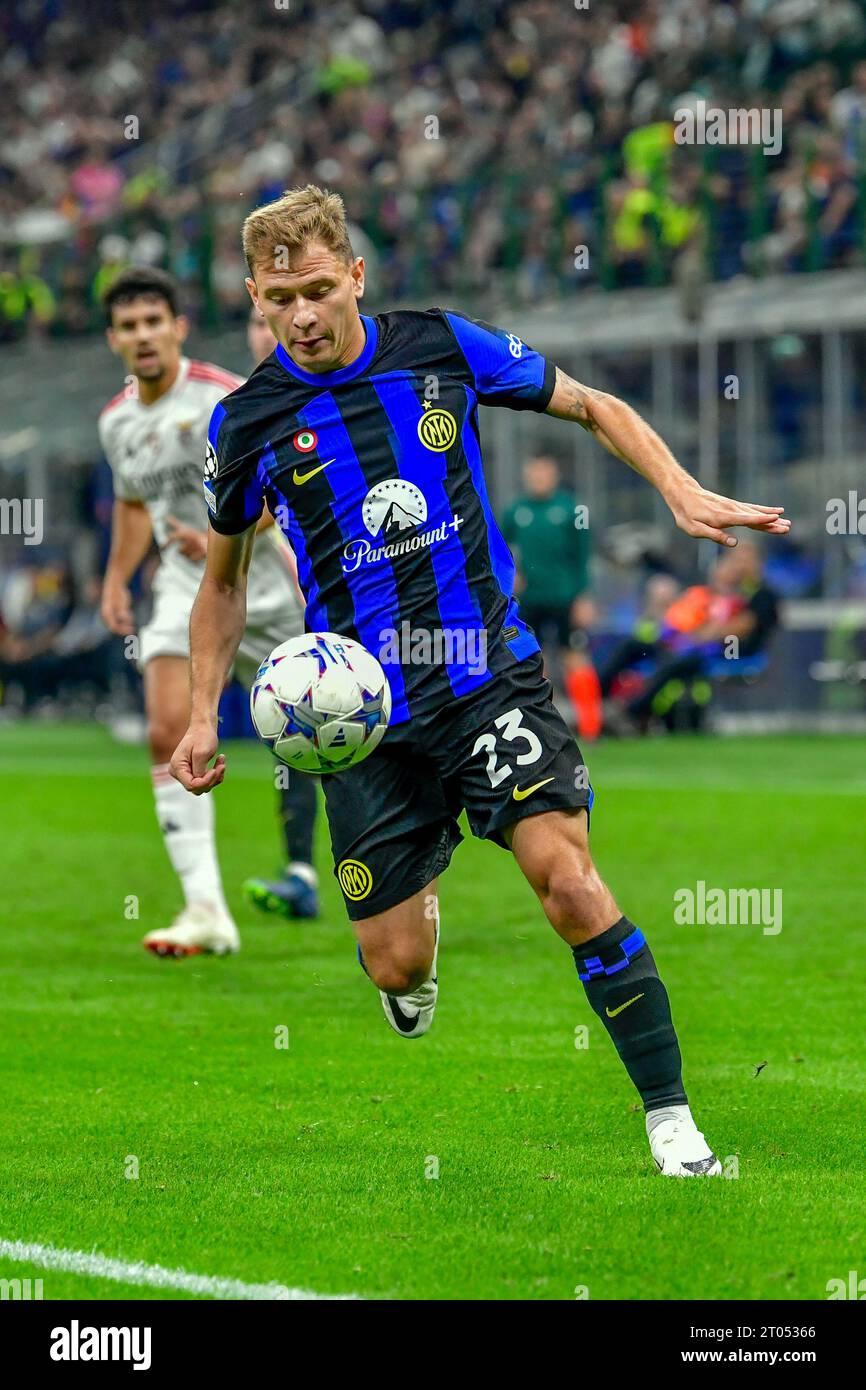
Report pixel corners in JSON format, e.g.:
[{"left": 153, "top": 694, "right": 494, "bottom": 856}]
[{"left": 99, "top": 357, "right": 300, "bottom": 624}]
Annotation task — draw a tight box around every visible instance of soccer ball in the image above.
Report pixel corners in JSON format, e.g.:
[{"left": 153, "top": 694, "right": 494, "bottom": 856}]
[{"left": 250, "top": 633, "right": 391, "bottom": 774}]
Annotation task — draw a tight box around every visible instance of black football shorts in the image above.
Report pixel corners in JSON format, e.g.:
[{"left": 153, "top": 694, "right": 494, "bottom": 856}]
[{"left": 322, "top": 653, "right": 593, "bottom": 920}]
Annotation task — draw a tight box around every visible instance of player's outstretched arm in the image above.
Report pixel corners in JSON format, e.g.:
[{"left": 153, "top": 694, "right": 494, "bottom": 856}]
[
  {"left": 545, "top": 367, "right": 790, "bottom": 547},
  {"left": 170, "top": 524, "right": 256, "bottom": 795}
]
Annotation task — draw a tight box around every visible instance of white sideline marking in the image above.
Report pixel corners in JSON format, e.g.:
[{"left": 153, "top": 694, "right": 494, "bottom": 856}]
[{"left": 0, "top": 1239, "right": 358, "bottom": 1301}]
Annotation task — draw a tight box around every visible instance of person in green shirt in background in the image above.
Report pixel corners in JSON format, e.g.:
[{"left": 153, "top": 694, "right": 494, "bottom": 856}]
[{"left": 501, "top": 455, "right": 602, "bottom": 739}]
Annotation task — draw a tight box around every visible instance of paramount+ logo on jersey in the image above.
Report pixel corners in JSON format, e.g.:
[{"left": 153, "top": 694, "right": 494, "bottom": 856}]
[{"left": 342, "top": 478, "right": 464, "bottom": 575}]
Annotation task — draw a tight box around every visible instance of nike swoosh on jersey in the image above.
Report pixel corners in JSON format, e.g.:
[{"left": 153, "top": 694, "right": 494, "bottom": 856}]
[
  {"left": 293, "top": 459, "right": 336, "bottom": 485},
  {"left": 512, "top": 777, "right": 555, "bottom": 801}
]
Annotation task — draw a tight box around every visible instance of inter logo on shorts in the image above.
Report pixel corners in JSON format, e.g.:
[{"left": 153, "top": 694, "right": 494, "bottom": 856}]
[
  {"left": 293, "top": 429, "right": 318, "bottom": 453},
  {"left": 417, "top": 401, "right": 457, "bottom": 452},
  {"left": 338, "top": 858, "right": 373, "bottom": 900}
]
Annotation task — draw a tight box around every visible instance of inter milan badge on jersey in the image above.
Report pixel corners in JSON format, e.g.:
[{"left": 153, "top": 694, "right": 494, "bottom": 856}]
[
  {"left": 417, "top": 400, "right": 457, "bottom": 452},
  {"left": 204, "top": 440, "right": 218, "bottom": 479}
]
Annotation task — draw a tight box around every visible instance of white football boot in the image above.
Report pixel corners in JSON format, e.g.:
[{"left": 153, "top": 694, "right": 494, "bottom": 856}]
[
  {"left": 142, "top": 904, "right": 240, "bottom": 958},
  {"left": 379, "top": 916, "right": 439, "bottom": 1040},
  {"left": 647, "top": 1106, "right": 722, "bottom": 1177}
]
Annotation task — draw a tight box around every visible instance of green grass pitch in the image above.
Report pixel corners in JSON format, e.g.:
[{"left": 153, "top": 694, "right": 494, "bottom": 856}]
[{"left": 1, "top": 724, "right": 863, "bottom": 1301}]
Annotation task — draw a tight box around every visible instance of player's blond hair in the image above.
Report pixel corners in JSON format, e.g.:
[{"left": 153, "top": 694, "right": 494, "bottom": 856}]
[{"left": 242, "top": 185, "right": 354, "bottom": 274}]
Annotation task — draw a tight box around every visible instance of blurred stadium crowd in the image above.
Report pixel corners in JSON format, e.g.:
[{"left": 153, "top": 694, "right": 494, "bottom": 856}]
[
  {"left": 2, "top": 0, "right": 865, "bottom": 731},
  {"left": 2, "top": 0, "right": 866, "bottom": 339}
]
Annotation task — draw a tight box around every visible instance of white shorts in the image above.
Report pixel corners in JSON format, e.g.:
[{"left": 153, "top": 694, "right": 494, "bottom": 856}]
[{"left": 139, "top": 563, "right": 303, "bottom": 686}]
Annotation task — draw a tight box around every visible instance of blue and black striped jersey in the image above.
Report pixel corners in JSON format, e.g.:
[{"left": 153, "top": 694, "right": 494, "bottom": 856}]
[{"left": 205, "top": 307, "right": 556, "bottom": 725}]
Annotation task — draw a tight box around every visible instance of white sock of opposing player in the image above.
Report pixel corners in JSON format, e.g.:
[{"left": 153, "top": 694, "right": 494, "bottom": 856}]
[
  {"left": 151, "top": 764, "right": 230, "bottom": 915},
  {"left": 286, "top": 861, "right": 318, "bottom": 888}
]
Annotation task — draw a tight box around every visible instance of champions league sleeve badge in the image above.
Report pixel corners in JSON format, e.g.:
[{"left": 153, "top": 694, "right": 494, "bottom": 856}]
[{"left": 203, "top": 441, "right": 218, "bottom": 511}]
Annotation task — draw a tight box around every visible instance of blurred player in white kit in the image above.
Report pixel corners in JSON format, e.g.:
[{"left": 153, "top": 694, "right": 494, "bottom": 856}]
[{"left": 98, "top": 269, "right": 319, "bottom": 958}]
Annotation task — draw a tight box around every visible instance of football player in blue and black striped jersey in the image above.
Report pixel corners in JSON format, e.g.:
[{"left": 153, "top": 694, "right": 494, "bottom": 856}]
[{"left": 171, "top": 185, "right": 790, "bottom": 1177}]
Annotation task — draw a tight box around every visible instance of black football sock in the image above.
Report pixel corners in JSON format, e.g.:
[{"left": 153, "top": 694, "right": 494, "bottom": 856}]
[
  {"left": 277, "top": 772, "right": 317, "bottom": 868},
  {"left": 572, "top": 915, "right": 687, "bottom": 1112}
]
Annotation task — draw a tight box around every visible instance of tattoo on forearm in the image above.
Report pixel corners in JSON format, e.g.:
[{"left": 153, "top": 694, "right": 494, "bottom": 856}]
[{"left": 553, "top": 368, "right": 594, "bottom": 427}]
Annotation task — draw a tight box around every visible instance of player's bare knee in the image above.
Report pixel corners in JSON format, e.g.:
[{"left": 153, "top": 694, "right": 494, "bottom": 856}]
[
  {"left": 544, "top": 858, "right": 611, "bottom": 933},
  {"left": 370, "top": 960, "right": 429, "bottom": 995}
]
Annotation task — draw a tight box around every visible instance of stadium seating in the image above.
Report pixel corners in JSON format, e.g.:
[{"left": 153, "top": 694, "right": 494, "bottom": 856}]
[{"left": 2, "top": 0, "right": 866, "bottom": 339}]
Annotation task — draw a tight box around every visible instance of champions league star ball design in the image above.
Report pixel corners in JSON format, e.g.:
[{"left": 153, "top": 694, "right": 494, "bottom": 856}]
[{"left": 250, "top": 633, "right": 391, "bottom": 774}]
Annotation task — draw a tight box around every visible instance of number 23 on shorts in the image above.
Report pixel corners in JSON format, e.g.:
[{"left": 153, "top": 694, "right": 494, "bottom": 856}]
[{"left": 471, "top": 707, "right": 543, "bottom": 789}]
